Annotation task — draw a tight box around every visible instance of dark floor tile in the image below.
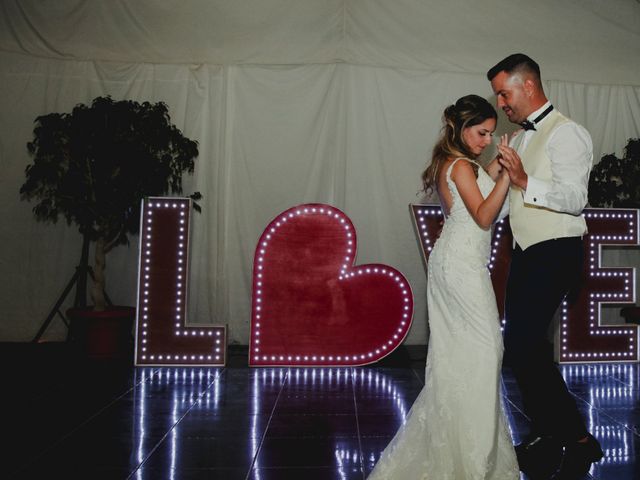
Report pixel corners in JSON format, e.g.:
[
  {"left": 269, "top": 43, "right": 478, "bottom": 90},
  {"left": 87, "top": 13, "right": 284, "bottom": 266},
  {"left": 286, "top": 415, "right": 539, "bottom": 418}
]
[
  {"left": 71, "top": 405, "right": 183, "bottom": 439},
  {"left": 255, "top": 437, "right": 362, "bottom": 468},
  {"left": 135, "top": 467, "right": 249, "bottom": 480},
  {"left": 4, "top": 343, "right": 639, "bottom": 480},
  {"left": 503, "top": 393, "right": 526, "bottom": 414},
  {"left": 355, "top": 392, "right": 420, "bottom": 415},
  {"left": 352, "top": 368, "right": 422, "bottom": 395},
  {"left": 274, "top": 394, "right": 355, "bottom": 414},
  {"left": 266, "top": 413, "right": 358, "bottom": 438},
  {"left": 249, "top": 466, "right": 364, "bottom": 479},
  {"left": 175, "top": 412, "right": 270, "bottom": 438},
  {"left": 10, "top": 433, "right": 163, "bottom": 476},
  {"left": 357, "top": 413, "right": 405, "bottom": 437},
  {"left": 199, "top": 396, "right": 280, "bottom": 416},
  {"left": 3, "top": 416, "right": 96, "bottom": 471},
  {"left": 142, "top": 435, "right": 259, "bottom": 470},
  {"left": 215, "top": 368, "right": 287, "bottom": 398},
  {"left": 359, "top": 436, "right": 394, "bottom": 475},
  {"left": 590, "top": 461, "right": 640, "bottom": 480},
  {"left": 105, "top": 397, "right": 197, "bottom": 419},
  {"left": 504, "top": 409, "right": 531, "bottom": 444},
  {"left": 12, "top": 466, "right": 135, "bottom": 480}
]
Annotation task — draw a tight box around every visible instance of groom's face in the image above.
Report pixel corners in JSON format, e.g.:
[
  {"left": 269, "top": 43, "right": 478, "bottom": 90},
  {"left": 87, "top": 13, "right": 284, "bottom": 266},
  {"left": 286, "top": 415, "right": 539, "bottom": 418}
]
[{"left": 490, "top": 71, "right": 529, "bottom": 124}]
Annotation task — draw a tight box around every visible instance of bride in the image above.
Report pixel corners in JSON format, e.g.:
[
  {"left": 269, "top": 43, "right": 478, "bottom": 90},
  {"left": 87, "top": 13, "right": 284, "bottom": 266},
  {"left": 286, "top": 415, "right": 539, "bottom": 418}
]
[{"left": 368, "top": 95, "right": 519, "bottom": 479}]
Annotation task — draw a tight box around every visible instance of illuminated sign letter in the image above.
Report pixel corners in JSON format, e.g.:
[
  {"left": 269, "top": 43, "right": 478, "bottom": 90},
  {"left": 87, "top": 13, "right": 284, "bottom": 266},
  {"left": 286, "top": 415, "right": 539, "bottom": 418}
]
[
  {"left": 134, "top": 197, "right": 226, "bottom": 366},
  {"left": 249, "top": 204, "right": 413, "bottom": 366},
  {"left": 411, "top": 205, "right": 639, "bottom": 364},
  {"left": 561, "top": 209, "right": 638, "bottom": 362}
]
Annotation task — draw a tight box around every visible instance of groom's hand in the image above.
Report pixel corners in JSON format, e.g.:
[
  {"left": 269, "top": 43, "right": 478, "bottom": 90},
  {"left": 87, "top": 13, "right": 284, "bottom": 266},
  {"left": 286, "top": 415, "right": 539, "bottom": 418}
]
[{"left": 497, "top": 144, "right": 528, "bottom": 190}]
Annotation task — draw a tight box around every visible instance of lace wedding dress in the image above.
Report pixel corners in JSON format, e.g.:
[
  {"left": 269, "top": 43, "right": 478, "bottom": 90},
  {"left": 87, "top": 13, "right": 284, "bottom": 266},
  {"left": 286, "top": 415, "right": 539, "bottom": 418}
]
[{"left": 368, "top": 158, "right": 519, "bottom": 479}]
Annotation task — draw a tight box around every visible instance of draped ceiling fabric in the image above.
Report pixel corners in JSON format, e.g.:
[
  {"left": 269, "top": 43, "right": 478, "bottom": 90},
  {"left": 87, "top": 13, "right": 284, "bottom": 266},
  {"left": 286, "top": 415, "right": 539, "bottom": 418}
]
[{"left": 1, "top": 0, "right": 639, "bottom": 344}]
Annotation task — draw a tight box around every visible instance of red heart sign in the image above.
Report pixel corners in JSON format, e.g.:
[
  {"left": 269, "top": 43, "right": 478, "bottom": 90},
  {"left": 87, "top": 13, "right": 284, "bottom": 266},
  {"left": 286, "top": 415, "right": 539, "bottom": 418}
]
[{"left": 249, "top": 203, "right": 414, "bottom": 366}]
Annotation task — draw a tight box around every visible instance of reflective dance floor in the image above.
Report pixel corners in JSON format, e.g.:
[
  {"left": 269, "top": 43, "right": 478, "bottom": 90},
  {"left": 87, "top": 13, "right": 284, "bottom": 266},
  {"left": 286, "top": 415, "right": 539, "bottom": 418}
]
[{"left": 4, "top": 344, "right": 639, "bottom": 479}]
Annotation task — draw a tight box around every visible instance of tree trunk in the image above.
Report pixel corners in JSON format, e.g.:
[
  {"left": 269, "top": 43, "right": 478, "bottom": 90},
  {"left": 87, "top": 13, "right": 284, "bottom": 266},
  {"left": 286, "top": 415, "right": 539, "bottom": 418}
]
[
  {"left": 74, "top": 232, "right": 91, "bottom": 307},
  {"left": 92, "top": 237, "right": 107, "bottom": 311}
]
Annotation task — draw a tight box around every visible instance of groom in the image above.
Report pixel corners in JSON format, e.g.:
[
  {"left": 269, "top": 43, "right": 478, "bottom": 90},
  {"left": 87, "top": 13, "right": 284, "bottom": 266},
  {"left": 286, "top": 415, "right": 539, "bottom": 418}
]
[{"left": 486, "top": 53, "right": 603, "bottom": 479}]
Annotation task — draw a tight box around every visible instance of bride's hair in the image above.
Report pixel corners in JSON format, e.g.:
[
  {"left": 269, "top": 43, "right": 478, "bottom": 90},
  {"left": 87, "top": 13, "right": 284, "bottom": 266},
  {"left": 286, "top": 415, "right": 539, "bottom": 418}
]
[{"left": 421, "top": 94, "right": 497, "bottom": 194}]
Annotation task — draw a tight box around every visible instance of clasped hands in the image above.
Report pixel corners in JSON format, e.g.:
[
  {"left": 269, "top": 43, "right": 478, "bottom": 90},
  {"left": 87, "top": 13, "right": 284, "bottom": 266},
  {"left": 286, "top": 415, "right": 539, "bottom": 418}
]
[{"left": 496, "top": 133, "right": 528, "bottom": 190}]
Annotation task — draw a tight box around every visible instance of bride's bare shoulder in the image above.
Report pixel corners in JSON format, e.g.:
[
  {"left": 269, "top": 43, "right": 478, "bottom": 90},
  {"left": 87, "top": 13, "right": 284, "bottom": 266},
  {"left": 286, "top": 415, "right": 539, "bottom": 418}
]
[
  {"left": 439, "top": 157, "right": 461, "bottom": 178},
  {"left": 449, "top": 157, "right": 474, "bottom": 179}
]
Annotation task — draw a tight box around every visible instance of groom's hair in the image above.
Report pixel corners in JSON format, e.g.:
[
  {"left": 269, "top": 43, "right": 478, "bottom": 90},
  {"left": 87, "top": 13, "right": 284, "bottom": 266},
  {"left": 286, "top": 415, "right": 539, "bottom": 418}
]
[{"left": 486, "top": 53, "right": 541, "bottom": 83}]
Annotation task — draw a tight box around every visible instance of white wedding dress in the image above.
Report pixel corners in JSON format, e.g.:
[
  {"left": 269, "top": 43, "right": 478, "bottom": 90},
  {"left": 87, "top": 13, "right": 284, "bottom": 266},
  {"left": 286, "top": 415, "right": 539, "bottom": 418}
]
[{"left": 368, "top": 158, "right": 519, "bottom": 479}]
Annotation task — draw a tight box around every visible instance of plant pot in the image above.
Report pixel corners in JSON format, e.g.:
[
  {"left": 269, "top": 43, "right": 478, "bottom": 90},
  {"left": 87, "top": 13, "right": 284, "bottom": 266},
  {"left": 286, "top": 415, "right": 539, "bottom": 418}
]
[{"left": 67, "top": 306, "right": 135, "bottom": 360}]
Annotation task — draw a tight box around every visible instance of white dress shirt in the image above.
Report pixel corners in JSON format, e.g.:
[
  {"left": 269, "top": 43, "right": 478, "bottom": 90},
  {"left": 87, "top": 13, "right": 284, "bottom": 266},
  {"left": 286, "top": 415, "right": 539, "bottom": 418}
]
[{"left": 514, "top": 101, "right": 593, "bottom": 216}]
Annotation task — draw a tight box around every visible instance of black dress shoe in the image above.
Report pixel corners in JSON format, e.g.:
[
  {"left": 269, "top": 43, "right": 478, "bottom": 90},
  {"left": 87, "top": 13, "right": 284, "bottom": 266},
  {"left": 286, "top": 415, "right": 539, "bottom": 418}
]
[
  {"left": 515, "top": 435, "right": 563, "bottom": 479},
  {"left": 553, "top": 434, "right": 604, "bottom": 480}
]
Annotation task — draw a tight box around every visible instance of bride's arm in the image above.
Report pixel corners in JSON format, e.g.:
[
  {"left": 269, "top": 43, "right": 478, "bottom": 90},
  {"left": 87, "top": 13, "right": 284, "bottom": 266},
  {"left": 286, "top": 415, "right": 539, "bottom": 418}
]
[{"left": 451, "top": 160, "right": 510, "bottom": 230}]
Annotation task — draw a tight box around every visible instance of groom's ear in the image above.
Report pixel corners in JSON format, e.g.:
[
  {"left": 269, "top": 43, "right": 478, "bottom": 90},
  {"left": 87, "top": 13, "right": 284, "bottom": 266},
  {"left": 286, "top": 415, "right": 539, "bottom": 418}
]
[{"left": 523, "top": 78, "right": 536, "bottom": 98}]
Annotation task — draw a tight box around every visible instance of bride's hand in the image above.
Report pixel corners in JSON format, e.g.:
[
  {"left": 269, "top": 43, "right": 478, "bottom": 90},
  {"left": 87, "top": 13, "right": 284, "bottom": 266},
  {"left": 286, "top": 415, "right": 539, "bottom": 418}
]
[
  {"left": 487, "top": 134, "right": 510, "bottom": 180},
  {"left": 497, "top": 144, "right": 528, "bottom": 190},
  {"left": 498, "top": 134, "right": 509, "bottom": 158},
  {"left": 494, "top": 134, "right": 508, "bottom": 160}
]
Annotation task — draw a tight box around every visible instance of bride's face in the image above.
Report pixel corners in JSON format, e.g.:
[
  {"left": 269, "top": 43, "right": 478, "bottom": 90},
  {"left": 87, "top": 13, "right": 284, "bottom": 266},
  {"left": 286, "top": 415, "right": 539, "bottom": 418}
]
[{"left": 462, "top": 118, "right": 496, "bottom": 156}]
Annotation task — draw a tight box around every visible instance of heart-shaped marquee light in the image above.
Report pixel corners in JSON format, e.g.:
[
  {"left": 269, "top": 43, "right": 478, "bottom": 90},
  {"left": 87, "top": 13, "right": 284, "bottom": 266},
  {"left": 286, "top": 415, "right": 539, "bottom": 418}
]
[
  {"left": 249, "top": 204, "right": 414, "bottom": 366},
  {"left": 411, "top": 205, "right": 639, "bottom": 364}
]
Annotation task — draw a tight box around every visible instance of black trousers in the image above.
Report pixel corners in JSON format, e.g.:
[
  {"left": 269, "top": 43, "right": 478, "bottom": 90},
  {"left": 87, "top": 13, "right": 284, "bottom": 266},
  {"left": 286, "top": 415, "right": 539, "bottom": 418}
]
[{"left": 503, "top": 236, "right": 587, "bottom": 443}]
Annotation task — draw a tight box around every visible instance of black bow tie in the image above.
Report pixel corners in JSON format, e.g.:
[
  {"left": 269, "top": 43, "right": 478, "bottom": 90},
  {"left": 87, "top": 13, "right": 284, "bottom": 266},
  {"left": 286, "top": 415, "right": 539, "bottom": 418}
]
[{"left": 520, "top": 105, "right": 554, "bottom": 131}]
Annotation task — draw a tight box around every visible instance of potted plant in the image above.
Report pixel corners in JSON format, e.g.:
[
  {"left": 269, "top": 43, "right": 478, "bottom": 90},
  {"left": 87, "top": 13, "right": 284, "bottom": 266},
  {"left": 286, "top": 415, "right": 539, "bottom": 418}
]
[
  {"left": 20, "top": 96, "right": 200, "bottom": 359},
  {"left": 588, "top": 138, "right": 640, "bottom": 208}
]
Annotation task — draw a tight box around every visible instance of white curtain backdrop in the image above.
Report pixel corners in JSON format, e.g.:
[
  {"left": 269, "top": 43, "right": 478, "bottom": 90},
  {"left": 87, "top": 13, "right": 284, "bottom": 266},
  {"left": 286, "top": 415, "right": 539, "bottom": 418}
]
[{"left": 1, "top": 0, "right": 639, "bottom": 344}]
